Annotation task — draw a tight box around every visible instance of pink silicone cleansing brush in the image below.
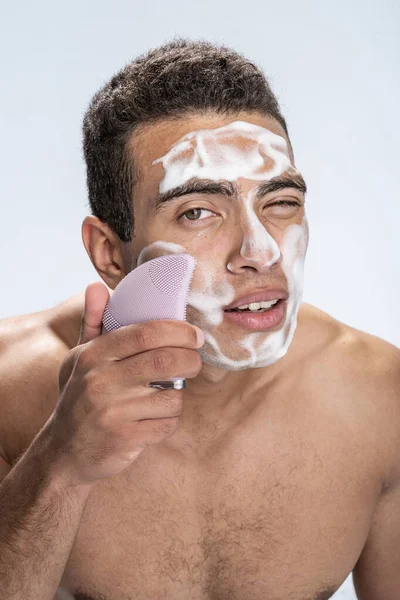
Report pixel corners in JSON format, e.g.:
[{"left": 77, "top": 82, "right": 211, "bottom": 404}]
[{"left": 101, "top": 254, "right": 196, "bottom": 390}]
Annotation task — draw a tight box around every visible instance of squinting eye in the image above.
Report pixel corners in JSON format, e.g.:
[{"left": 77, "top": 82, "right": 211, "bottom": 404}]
[
  {"left": 178, "top": 207, "right": 215, "bottom": 224},
  {"left": 266, "top": 200, "right": 301, "bottom": 215},
  {"left": 268, "top": 200, "right": 300, "bottom": 208}
]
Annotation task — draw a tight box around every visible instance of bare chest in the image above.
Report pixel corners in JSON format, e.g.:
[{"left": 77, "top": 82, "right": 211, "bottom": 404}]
[{"left": 58, "top": 407, "right": 382, "bottom": 600}]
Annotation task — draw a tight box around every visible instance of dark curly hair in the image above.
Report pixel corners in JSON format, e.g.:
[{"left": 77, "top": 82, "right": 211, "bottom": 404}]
[{"left": 82, "top": 38, "right": 291, "bottom": 243}]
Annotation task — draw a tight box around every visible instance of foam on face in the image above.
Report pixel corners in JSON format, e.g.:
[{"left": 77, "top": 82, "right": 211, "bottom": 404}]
[
  {"left": 137, "top": 120, "right": 308, "bottom": 370},
  {"left": 152, "top": 121, "right": 293, "bottom": 192}
]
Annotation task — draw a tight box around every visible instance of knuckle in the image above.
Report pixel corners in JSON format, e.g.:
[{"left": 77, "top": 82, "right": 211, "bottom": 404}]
[
  {"left": 82, "top": 367, "right": 105, "bottom": 398},
  {"left": 74, "top": 346, "right": 94, "bottom": 373},
  {"left": 97, "top": 404, "right": 118, "bottom": 427},
  {"left": 133, "top": 323, "right": 160, "bottom": 350},
  {"left": 117, "top": 424, "right": 135, "bottom": 441},
  {"left": 153, "top": 349, "right": 175, "bottom": 375},
  {"left": 96, "top": 408, "right": 124, "bottom": 441},
  {"left": 121, "top": 354, "right": 140, "bottom": 380}
]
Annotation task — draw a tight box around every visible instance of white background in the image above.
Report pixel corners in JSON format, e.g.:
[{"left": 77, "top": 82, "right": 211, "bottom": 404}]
[{"left": 1, "top": 1, "right": 399, "bottom": 597}]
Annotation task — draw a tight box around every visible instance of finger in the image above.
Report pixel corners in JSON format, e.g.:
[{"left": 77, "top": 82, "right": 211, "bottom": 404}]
[
  {"left": 86, "top": 319, "right": 204, "bottom": 367},
  {"left": 78, "top": 281, "right": 110, "bottom": 346}
]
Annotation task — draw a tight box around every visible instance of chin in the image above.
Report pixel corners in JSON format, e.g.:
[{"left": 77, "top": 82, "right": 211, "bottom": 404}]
[{"left": 197, "top": 340, "right": 290, "bottom": 372}]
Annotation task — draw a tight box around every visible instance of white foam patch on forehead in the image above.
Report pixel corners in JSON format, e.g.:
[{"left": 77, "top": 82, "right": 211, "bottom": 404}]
[{"left": 152, "top": 120, "right": 294, "bottom": 193}]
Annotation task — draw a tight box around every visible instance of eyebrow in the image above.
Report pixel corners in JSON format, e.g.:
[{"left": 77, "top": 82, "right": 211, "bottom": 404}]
[{"left": 152, "top": 173, "right": 307, "bottom": 215}]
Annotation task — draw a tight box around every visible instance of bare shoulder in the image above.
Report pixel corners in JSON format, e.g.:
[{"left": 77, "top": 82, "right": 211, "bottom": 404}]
[
  {"left": 299, "top": 302, "right": 399, "bottom": 369},
  {"left": 0, "top": 294, "right": 84, "bottom": 465},
  {"left": 299, "top": 302, "right": 400, "bottom": 489},
  {"left": 300, "top": 302, "right": 400, "bottom": 383}
]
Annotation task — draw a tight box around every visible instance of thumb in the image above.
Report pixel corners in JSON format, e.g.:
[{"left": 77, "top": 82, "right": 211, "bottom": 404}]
[{"left": 78, "top": 281, "right": 110, "bottom": 346}]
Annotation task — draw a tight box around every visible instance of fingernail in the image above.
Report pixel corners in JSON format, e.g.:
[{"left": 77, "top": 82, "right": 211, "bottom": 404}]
[{"left": 195, "top": 327, "right": 205, "bottom": 346}]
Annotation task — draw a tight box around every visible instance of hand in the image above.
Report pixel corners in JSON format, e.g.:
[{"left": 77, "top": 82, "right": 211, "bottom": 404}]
[{"left": 47, "top": 281, "right": 204, "bottom": 485}]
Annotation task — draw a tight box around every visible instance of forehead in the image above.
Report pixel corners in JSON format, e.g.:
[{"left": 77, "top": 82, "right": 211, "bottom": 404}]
[{"left": 129, "top": 112, "right": 293, "bottom": 193}]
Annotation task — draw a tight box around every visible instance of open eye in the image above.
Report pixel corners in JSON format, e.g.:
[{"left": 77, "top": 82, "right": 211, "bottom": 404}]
[{"left": 177, "top": 207, "right": 216, "bottom": 224}]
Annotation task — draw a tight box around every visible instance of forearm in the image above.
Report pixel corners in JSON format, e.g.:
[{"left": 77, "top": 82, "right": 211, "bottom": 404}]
[{"left": 0, "top": 421, "right": 93, "bottom": 600}]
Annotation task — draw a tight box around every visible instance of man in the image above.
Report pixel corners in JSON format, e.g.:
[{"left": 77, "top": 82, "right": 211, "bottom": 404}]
[{"left": 0, "top": 38, "right": 399, "bottom": 600}]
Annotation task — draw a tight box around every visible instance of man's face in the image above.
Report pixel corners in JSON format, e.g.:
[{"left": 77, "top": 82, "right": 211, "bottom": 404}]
[{"left": 127, "top": 112, "right": 309, "bottom": 371}]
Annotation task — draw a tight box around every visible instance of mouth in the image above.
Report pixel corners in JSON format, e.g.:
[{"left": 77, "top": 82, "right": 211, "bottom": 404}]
[
  {"left": 223, "top": 298, "right": 287, "bottom": 331},
  {"left": 225, "top": 298, "right": 280, "bottom": 313},
  {"left": 223, "top": 288, "right": 288, "bottom": 311}
]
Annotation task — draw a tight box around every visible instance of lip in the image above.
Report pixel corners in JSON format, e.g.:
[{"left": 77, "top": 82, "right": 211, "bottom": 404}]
[
  {"left": 223, "top": 299, "right": 287, "bottom": 331},
  {"left": 223, "top": 288, "right": 288, "bottom": 310}
]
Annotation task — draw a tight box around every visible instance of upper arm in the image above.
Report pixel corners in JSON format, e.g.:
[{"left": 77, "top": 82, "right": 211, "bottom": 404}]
[
  {"left": 352, "top": 341, "right": 400, "bottom": 599},
  {"left": 352, "top": 481, "right": 400, "bottom": 599},
  {"left": 0, "top": 316, "right": 69, "bottom": 472}
]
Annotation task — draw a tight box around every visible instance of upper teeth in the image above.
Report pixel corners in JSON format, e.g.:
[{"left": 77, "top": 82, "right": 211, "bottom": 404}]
[{"left": 236, "top": 300, "right": 279, "bottom": 310}]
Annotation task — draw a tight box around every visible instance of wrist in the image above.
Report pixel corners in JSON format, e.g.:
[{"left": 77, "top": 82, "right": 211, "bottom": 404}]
[{"left": 35, "top": 418, "right": 95, "bottom": 495}]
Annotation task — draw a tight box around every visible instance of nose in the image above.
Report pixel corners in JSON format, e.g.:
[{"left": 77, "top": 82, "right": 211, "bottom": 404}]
[
  {"left": 226, "top": 195, "right": 283, "bottom": 273},
  {"left": 227, "top": 233, "right": 281, "bottom": 273}
]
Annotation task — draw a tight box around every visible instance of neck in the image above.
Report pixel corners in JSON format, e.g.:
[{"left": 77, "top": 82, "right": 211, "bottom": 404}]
[{"left": 185, "top": 328, "right": 301, "bottom": 409}]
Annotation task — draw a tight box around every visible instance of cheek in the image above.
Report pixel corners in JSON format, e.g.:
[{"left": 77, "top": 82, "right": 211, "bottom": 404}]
[
  {"left": 281, "top": 222, "right": 308, "bottom": 271},
  {"left": 293, "top": 218, "right": 309, "bottom": 262},
  {"left": 266, "top": 227, "right": 285, "bottom": 251},
  {"left": 180, "top": 228, "right": 230, "bottom": 260}
]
